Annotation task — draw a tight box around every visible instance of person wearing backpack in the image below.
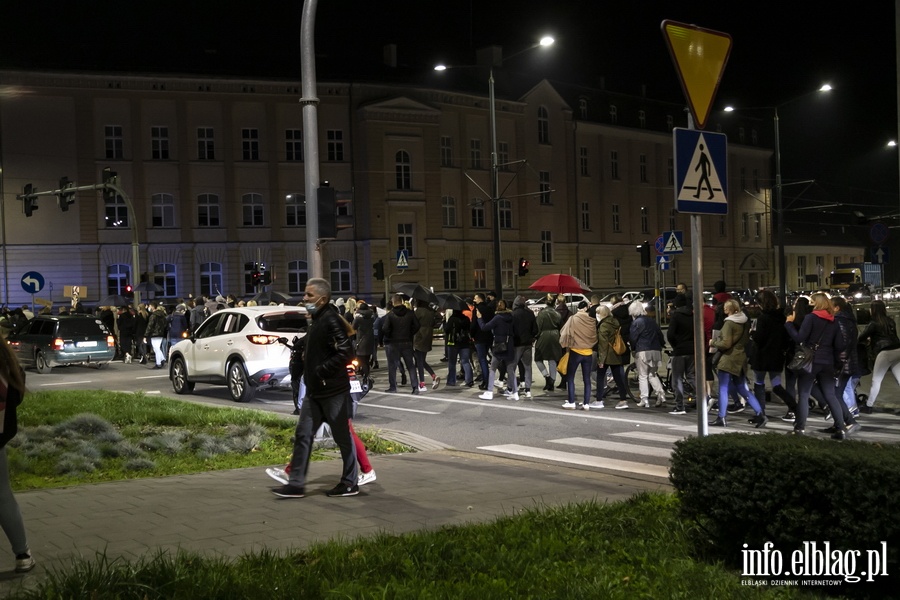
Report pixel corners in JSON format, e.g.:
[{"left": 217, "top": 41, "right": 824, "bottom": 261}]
[
  {"left": 443, "top": 308, "right": 473, "bottom": 387},
  {"left": 0, "top": 331, "right": 35, "bottom": 573}
]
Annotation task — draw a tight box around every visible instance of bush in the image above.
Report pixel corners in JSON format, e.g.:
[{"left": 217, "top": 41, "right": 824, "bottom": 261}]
[{"left": 670, "top": 433, "right": 900, "bottom": 597}]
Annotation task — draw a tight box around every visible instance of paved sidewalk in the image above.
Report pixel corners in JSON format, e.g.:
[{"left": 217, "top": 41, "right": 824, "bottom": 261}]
[{"left": 0, "top": 447, "right": 669, "bottom": 595}]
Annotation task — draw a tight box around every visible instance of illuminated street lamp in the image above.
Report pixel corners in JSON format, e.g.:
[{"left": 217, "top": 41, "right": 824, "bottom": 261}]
[
  {"left": 724, "top": 83, "right": 832, "bottom": 304},
  {"left": 435, "top": 35, "right": 554, "bottom": 297}
]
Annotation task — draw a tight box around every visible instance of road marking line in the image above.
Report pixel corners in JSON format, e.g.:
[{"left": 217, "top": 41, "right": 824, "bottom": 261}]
[
  {"left": 613, "top": 431, "right": 685, "bottom": 443},
  {"left": 549, "top": 437, "right": 672, "bottom": 459},
  {"left": 361, "top": 404, "right": 441, "bottom": 415},
  {"left": 38, "top": 381, "right": 93, "bottom": 386},
  {"left": 478, "top": 444, "right": 669, "bottom": 479}
]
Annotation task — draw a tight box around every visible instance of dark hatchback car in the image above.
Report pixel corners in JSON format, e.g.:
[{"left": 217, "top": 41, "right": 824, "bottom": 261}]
[{"left": 7, "top": 315, "right": 116, "bottom": 373}]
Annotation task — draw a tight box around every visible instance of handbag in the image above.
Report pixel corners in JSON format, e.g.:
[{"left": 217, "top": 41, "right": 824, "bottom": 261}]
[
  {"left": 557, "top": 351, "right": 570, "bottom": 375},
  {"left": 492, "top": 336, "right": 508, "bottom": 355},
  {"left": 787, "top": 328, "right": 827, "bottom": 373},
  {"left": 612, "top": 327, "right": 627, "bottom": 355}
]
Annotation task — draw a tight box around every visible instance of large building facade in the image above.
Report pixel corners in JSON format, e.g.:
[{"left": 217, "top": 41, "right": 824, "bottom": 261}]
[{"left": 0, "top": 66, "right": 859, "bottom": 308}]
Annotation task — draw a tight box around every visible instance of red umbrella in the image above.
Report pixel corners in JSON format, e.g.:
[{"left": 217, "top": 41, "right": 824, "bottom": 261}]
[{"left": 528, "top": 274, "right": 592, "bottom": 295}]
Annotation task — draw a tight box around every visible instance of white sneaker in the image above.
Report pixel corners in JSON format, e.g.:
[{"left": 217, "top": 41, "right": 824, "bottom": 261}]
[
  {"left": 431, "top": 376, "right": 440, "bottom": 390},
  {"left": 579, "top": 402, "right": 589, "bottom": 411},
  {"left": 494, "top": 379, "right": 505, "bottom": 389},
  {"left": 478, "top": 392, "right": 494, "bottom": 400},
  {"left": 589, "top": 401, "right": 605, "bottom": 409},
  {"left": 561, "top": 402, "right": 576, "bottom": 409},
  {"left": 615, "top": 401, "right": 630, "bottom": 409},
  {"left": 358, "top": 470, "right": 377, "bottom": 486},
  {"left": 655, "top": 393, "right": 666, "bottom": 407},
  {"left": 638, "top": 399, "right": 650, "bottom": 408},
  {"left": 419, "top": 382, "right": 427, "bottom": 392},
  {"left": 124, "top": 353, "right": 132, "bottom": 364},
  {"left": 508, "top": 393, "right": 520, "bottom": 401},
  {"left": 524, "top": 390, "right": 532, "bottom": 399},
  {"left": 266, "top": 467, "right": 289, "bottom": 485}
]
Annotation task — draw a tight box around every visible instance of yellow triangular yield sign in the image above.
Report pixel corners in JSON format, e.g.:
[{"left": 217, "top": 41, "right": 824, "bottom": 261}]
[{"left": 661, "top": 20, "right": 732, "bottom": 130}]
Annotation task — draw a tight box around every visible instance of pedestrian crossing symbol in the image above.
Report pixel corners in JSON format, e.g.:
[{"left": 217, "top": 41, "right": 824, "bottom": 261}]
[
  {"left": 673, "top": 128, "right": 728, "bottom": 215},
  {"left": 663, "top": 231, "right": 684, "bottom": 253},
  {"left": 396, "top": 249, "right": 409, "bottom": 269}
]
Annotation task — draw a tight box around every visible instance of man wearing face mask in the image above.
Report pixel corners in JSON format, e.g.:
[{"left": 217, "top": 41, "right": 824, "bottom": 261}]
[{"left": 272, "top": 278, "right": 359, "bottom": 498}]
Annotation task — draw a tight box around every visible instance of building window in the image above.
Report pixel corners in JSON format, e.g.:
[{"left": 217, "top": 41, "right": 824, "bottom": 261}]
[
  {"left": 741, "top": 212, "right": 749, "bottom": 237},
  {"left": 580, "top": 147, "right": 589, "bottom": 176},
  {"left": 498, "top": 199, "right": 512, "bottom": 229},
  {"left": 471, "top": 200, "right": 485, "bottom": 228},
  {"left": 502, "top": 259, "right": 513, "bottom": 289},
  {"left": 242, "top": 193, "right": 264, "bottom": 227},
  {"left": 329, "top": 260, "right": 351, "bottom": 293},
  {"left": 667, "top": 157, "right": 674, "bottom": 185},
  {"left": 443, "top": 259, "right": 458, "bottom": 290},
  {"left": 609, "top": 105, "right": 618, "bottom": 124},
  {"left": 610, "top": 151, "right": 619, "bottom": 180},
  {"left": 539, "top": 171, "right": 551, "bottom": 204},
  {"left": 613, "top": 258, "right": 621, "bottom": 286},
  {"left": 395, "top": 150, "right": 411, "bottom": 190},
  {"left": 153, "top": 263, "right": 177, "bottom": 297},
  {"left": 197, "top": 127, "right": 215, "bottom": 160},
  {"left": 285, "top": 129, "right": 303, "bottom": 161},
  {"left": 754, "top": 213, "right": 762, "bottom": 239},
  {"left": 327, "top": 130, "right": 344, "bottom": 161},
  {"left": 151, "top": 126, "right": 170, "bottom": 160},
  {"left": 198, "top": 194, "right": 220, "bottom": 227},
  {"left": 666, "top": 115, "right": 674, "bottom": 130},
  {"left": 669, "top": 209, "right": 677, "bottom": 231},
  {"left": 638, "top": 110, "right": 646, "bottom": 128},
  {"left": 612, "top": 204, "right": 620, "bottom": 233},
  {"left": 581, "top": 201, "right": 590, "bottom": 231},
  {"left": 469, "top": 139, "right": 481, "bottom": 169},
  {"left": 105, "top": 125, "right": 124, "bottom": 159},
  {"left": 579, "top": 98, "right": 587, "bottom": 119},
  {"left": 286, "top": 193, "right": 305, "bottom": 226},
  {"left": 498, "top": 142, "right": 509, "bottom": 171},
  {"left": 107, "top": 264, "right": 131, "bottom": 296},
  {"left": 541, "top": 230, "right": 552, "bottom": 263},
  {"left": 398, "top": 223, "right": 413, "bottom": 257},
  {"left": 288, "top": 260, "right": 309, "bottom": 295},
  {"left": 151, "top": 193, "right": 175, "bottom": 228},
  {"left": 796, "top": 256, "right": 807, "bottom": 289},
  {"left": 442, "top": 196, "right": 457, "bottom": 227},
  {"left": 640, "top": 206, "right": 649, "bottom": 234},
  {"left": 582, "top": 258, "right": 592, "bottom": 287},
  {"left": 537, "top": 106, "right": 550, "bottom": 144},
  {"left": 440, "top": 136, "right": 453, "bottom": 167},
  {"left": 200, "top": 262, "right": 223, "bottom": 298},
  {"left": 719, "top": 216, "right": 727, "bottom": 237},
  {"left": 242, "top": 128, "right": 259, "bottom": 160},
  {"left": 105, "top": 191, "right": 128, "bottom": 228},
  {"left": 473, "top": 259, "right": 486, "bottom": 289},
  {"left": 639, "top": 154, "right": 648, "bottom": 183}
]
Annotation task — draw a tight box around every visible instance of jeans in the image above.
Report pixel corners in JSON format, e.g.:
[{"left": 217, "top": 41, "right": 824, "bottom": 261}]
[
  {"left": 513, "top": 346, "right": 533, "bottom": 391},
  {"left": 535, "top": 359, "right": 558, "bottom": 381},
  {"left": 487, "top": 354, "right": 518, "bottom": 394},
  {"left": 597, "top": 364, "right": 628, "bottom": 402},
  {"left": 474, "top": 343, "right": 491, "bottom": 384},
  {"left": 796, "top": 363, "right": 846, "bottom": 431},
  {"left": 447, "top": 345, "right": 473, "bottom": 385},
  {"left": 716, "top": 371, "right": 762, "bottom": 418},
  {"left": 386, "top": 343, "right": 418, "bottom": 391},
  {"left": 634, "top": 350, "right": 664, "bottom": 400},
  {"left": 150, "top": 336, "right": 165, "bottom": 366},
  {"left": 866, "top": 347, "right": 900, "bottom": 407},
  {"left": 414, "top": 349, "right": 435, "bottom": 384},
  {"left": 565, "top": 350, "right": 593, "bottom": 405},
  {"left": 671, "top": 354, "right": 695, "bottom": 410},
  {"left": 288, "top": 391, "right": 358, "bottom": 488},
  {"left": 0, "top": 448, "right": 28, "bottom": 555},
  {"left": 838, "top": 374, "right": 860, "bottom": 411}
]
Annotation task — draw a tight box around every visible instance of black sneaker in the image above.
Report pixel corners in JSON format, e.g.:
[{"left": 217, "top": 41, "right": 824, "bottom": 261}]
[
  {"left": 781, "top": 412, "right": 796, "bottom": 423},
  {"left": 326, "top": 483, "right": 359, "bottom": 497},
  {"left": 726, "top": 403, "right": 745, "bottom": 414},
  {"left": 859, "top": 405, "right": 874, "bottom": 414},
  {"left": 271, "top": 485, "right": 306, "bottom": 498},
  {"left": 15, "top": 552, "right": 35, "bottom": 573},
  {"left": 383, "top": 388, "right": 398, "bottom": 393}
]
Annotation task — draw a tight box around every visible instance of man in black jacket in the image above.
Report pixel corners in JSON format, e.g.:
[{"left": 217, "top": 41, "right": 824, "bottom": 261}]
[
  {"left": 471, "top": 293, "right": 494, "bottom": 390},
  {"left": 666, "top": 294, "right": 695, "bottom": 414},
  {"left": 380, "top": 294, "right": 420, "bottom": 394},
  {"left": 512, "top": 296, "right": 539, "bottom": 398},
  {"left": 272, "top": 278, "right": 359, "bottom": 498}
]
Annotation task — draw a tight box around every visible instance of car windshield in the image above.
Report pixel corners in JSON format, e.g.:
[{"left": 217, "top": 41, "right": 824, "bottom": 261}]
[
  {"left": 57, "top": 319, "right": 107, "bottom": 336},
  {"left": 257, "top": 312, "right": 307, "bottom": 333}
]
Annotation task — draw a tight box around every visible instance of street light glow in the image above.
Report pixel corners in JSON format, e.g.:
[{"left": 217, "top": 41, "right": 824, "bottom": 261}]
[
  {"left": 539, "top": 36, "right": 555, "bottom": 47},
  {"left": 820, "top": 83, "right": 833, "bottom": 92},
  {"left": 889, "top": 140, "right": 897, "bottom": 147},
  {"left": 434, "top": 64, "right": 447, "bottom": 71}
]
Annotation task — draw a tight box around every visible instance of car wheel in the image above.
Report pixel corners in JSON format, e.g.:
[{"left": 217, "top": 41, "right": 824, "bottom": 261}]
[
  {"left": 227, "top": 360, "right": 253, "bottom": 402},
  {"left": 171, "top": 357, "right": 195, "bottom": 394},
  {"left": 35, "top": 351, "right": 52, "bottom": 374}
]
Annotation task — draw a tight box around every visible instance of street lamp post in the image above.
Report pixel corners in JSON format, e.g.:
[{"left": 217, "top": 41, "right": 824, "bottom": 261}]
[{"left": 436, "top": 36, "right": 553, "bottom": 299}]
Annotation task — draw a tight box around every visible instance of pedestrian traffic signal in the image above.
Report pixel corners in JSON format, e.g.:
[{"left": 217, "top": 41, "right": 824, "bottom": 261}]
[
  {"left": 58, "top": 176, "right": 76, "bottom": 211},
  {"left": 373, "top": 259, "right": 385, "bottom": 281},
  {"left": 21, "top": 183, "right": 38, "bottom": 217},
  {"left": 251, "top": 270, "right": 262, "bottom": 286},
  {"left": 102, "top": 168, "right": 118, "bottom": 204},
  {"left": 259, "top": 271, "right": 272, "bottom": 285},
  {"left": 518, "top": 257, "right": 530, "bottom": 277},
  {"left": 124, "top": 284, "right": 134, "bottom": 298},
  {"left": 638, "top": 241, "right": 651, "bottom": 268}
]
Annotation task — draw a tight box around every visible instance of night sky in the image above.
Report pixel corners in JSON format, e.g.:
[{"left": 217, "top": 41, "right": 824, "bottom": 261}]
[{"left": 2, "top": 1, "right": 897, "bottom": 219}]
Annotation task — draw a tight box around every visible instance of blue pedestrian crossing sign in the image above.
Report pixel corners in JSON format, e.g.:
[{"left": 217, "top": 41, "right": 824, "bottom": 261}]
[
  {"left": 660, "top": 230, "right": 684, "bottom": 254},
  {"left": 673, "top": 128, "right": 728, "bottom": 214},
  {"left": 396, "top": 249, "right": 409, "bottom": 270}
]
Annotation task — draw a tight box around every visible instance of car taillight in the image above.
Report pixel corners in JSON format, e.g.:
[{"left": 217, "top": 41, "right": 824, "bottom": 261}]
[
  {"left": 248, "top": 334, "right": 282, "bottom": 345},
  {"left": 7, "top": 340, "right": 19, "bottom": 348},
  {"left": 53, "top": 338, "right": 65, "bottom": 350},
  {"left": 106, "top": 336, "right": 116, "bottom": 348}
]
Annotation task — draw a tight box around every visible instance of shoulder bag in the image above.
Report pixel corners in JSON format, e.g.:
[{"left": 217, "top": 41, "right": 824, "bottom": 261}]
[
  {"left": 612, "top": 327, "right": 627, "bottom": 355},
  {"left": 787, "top": 327, "right": 827, "bottom": 374}
]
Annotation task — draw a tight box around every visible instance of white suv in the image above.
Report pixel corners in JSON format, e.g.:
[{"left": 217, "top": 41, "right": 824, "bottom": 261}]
[{"left": 168, "top": 306, "right": 308, "bottom": 402}]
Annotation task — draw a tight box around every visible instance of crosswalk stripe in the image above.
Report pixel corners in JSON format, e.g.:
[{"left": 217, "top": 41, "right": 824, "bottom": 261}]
[
  {"left": 549, "top": 437, "right": 672, "bottom": 458},
  {"left": 477, "top": 444, "right": 670, "bottom": 479},
  {"left": 613, "top": 431, "right": 686, "bottom": 444}
]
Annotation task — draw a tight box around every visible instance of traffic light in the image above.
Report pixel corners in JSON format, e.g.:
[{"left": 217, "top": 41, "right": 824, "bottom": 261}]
[
  {"left": 259, "top": 271, "right": 272, "bottom": 285},
  {"left": 518, "top": 257, "right": 530, "bottom": 277},
  {"left": 58, "top": 176, "right": 76, "bottom": 211},
  {"left": 102, "top": 167, "right": 118, "bottom": 204},
  {"left": 124, "top": 284, "right": 134, "bottom": 298},
  {"left": 251, "top": 270, "right": 262, "bottom": 286},
  {"left": 373, "top": 259, "right": 385, "bottom": 281},
  {"left": 638, "top": 241, "right": 651, "bottom": 268},
  {"left": 22, "top": 184, "right": 38, "bottom": 217},
  {"left": 317, "top": 185, "right": 337, "bottom": 238}
]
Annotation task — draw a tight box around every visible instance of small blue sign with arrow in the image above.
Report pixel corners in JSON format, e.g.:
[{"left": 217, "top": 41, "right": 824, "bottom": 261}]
[{"left": 21, "top": 271, "right": 45, "bottom": 294}]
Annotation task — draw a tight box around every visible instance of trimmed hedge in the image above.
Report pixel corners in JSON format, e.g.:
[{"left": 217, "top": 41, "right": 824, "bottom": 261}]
[{"left": 670, "top": 433, "right": 899, "bottom": 598}]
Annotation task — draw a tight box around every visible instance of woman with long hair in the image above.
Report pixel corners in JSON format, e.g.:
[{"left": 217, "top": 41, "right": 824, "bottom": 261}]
[
  {"left": 859, "top": 300, "right": 900, "bottom": 412},
  {"left": 709, "top": 299, "right": 766, "bottom": 427},
  {"left": 784, "top": 293, "right": 859, "bottom": 438},
  {"left": 0, "top": 331, "right": 35, "bottom": 572},
  {"left": 749, "top": 290, "right": 795, "bottom": 419}
]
